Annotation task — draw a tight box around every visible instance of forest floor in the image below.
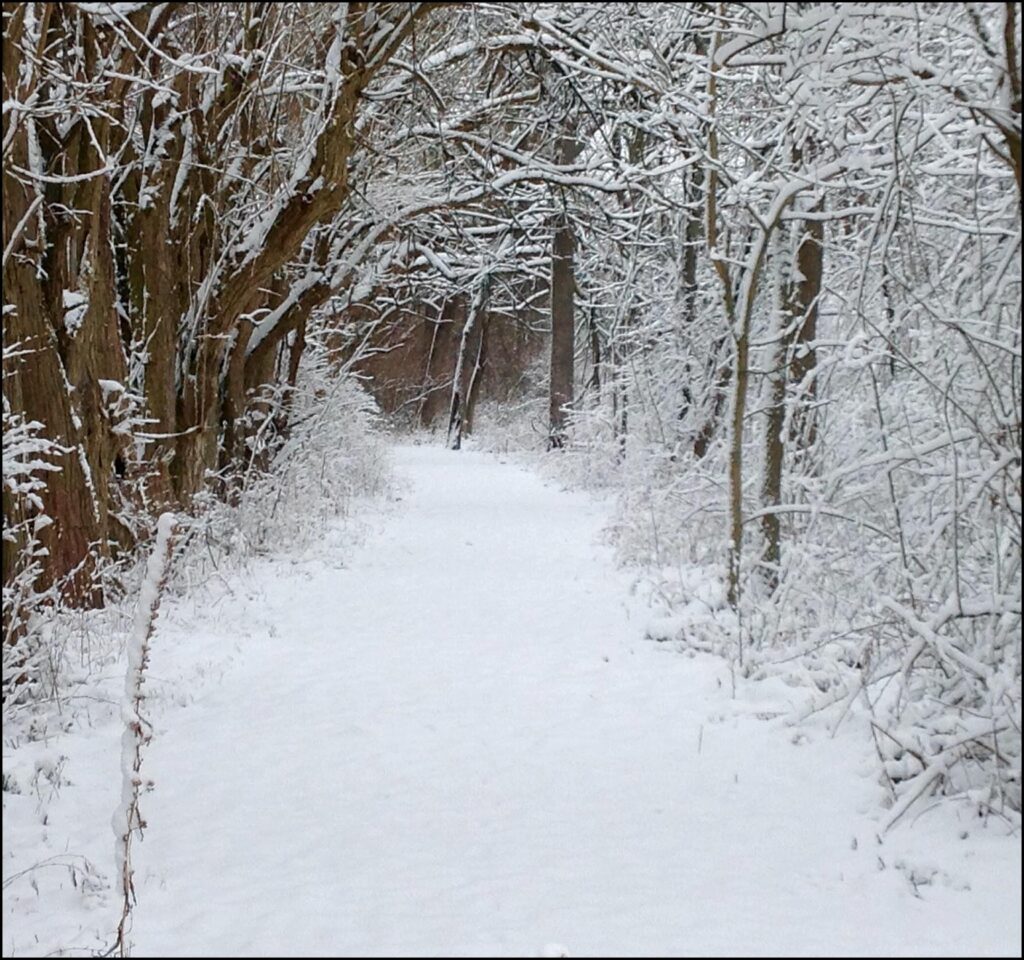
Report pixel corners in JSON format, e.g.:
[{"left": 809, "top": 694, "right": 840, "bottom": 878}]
[{"left": 3, "top": 443, "right": 1021, "bottom": 957}]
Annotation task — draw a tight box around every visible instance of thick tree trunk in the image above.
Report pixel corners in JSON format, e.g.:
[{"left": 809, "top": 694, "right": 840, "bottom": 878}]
[
  {"left": 63, "top": 151, "right": 131, "bottom": 555},
  {"left": 2, "top": 274, "right": 102, "bottom": 605},
  {"left": 2, "top": 4, "right": 119, "bottom": 603},
  {"left": 3, "top": 2, "right": 444, "bottom": 614}
]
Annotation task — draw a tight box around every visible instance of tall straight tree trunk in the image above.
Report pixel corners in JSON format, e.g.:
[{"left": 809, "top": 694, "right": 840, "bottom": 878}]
[
  {"left": 63, "top": 146, "right": 131, "bottom": 553},
  {"left": 448, "top": 279, "right": 490, "bottom": 449},
  {"left": 446, "top": 294, "right": 475, "bottom": 450},
  {"left": 463, "top": 310, "right": 489, "bottom": 438},
  {"left": 759, "top": 195, "right": 824, "bottom": 593},
  {"left": 548, "top": 210, "right": 576, "bottom": 449},
  {"left": 679, "top": 163, "right": 704, "bottom": 430},
  {"left": 420, "top": 298, "right": 460, "bottom": 429},
  {"left": 2, "top": 260, "right": 102, "bottom": 605},
  {"left": 761, "top": 236, "right": 790, "bottom": 593},
  {"left": 788, "top": 204, "right": 823, "bottom": 451},
  {"left": 588, "top": 309, "right": 602, "bottom": 398},
  {"left": 548, "top": 135, "right": 581, "bottom": 450}
]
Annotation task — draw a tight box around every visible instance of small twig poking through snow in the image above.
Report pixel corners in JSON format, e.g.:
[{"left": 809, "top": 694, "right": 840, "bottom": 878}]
[
  {"left": 112, "top": 513, "right": 177, "bottom": 958},
  {"left": 884, "top": 758, "right": 949, "bottom": 835}
]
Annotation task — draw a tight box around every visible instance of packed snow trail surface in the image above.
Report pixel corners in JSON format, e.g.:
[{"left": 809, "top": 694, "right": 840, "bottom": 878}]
[{"left": 130, "top": 445, "right": 1019, "bottom": 958}]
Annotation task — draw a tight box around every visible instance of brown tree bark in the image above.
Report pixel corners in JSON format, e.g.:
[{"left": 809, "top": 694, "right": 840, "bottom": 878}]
[
  {"left": 3, "top": 3, "right": 122, "bottom": 603},
  {"left": 3, "top": 2, "right": 444, "bottom": 607},
  {"left": 547, "top": 127, "right": 583, "bottom": 450},
  {"left": 759, "top": 195, "right": 823, "bottom": 593},
  {"left": 548, "top": 206, "right": 576, "bottom": 449},
  {"left": 462, "top": 310, "right": 489, "bottom": 438}
]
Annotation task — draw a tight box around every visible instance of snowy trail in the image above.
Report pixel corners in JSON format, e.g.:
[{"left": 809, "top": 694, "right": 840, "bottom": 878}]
[{"left": 132, "top": 445, "right": 1019, "bottom": 958}]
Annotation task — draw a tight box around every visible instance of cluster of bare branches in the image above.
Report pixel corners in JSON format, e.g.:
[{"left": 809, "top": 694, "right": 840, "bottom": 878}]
[
  {"left": 537, "top": 3, "right": 1021, "bottom": 821},
  {"left": 3, "top": 2, "right": 1020, "bottom": 823}
]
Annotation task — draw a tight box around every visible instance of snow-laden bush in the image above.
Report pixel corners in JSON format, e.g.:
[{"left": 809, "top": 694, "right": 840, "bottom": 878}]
[
  {"left": 179, "top": 335, "right": 390, "bottom": 577},
  {"left": 469, "top": 394, "right": 548, "bottom": 457},
  {"left": 2, "top": 331, "right": 389, "bottom": 735},
  {"left": 557, "top": 309, "right": 1021, "bottom": 826},
  {"left": 2, "top": 353, "right": 65, "bottom": 707}
]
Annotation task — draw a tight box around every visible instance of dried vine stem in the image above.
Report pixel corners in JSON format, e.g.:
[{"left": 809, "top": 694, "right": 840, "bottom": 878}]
[{"left": 113, "top": 513, "right": 177, "bottom": 958}]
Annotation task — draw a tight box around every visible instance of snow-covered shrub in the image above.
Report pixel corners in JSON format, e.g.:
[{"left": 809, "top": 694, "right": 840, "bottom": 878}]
[
  {"left": 2, "top": 327, "right": 389, "bottom": 734},
  {"left": 2, "top": 358, "right": 64, "bottom": 708},
  {"left": 179, "top": 332, "right": 390, "bottom": 575},
  {"left": 556, "top": 269, "right": 1021, "bottom": 825},
  {"left": 469, "top": 394, "right": 548, "bottom": 456}
]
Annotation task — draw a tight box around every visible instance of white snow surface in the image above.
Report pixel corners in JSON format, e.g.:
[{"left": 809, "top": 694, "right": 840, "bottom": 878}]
[{"left": 3, "top": 444, "right": 1021, "bottom": 957}]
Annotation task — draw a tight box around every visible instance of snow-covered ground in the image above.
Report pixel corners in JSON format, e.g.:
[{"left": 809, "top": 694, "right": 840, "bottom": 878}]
[{"left": 3, "top": 444, "right": 1021, "bottom": 957}]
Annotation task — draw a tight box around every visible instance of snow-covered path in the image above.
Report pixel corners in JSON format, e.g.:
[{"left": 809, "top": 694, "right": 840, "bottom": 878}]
[{"left": 131, "top": 445, "right": 1020, "bottom": 958}]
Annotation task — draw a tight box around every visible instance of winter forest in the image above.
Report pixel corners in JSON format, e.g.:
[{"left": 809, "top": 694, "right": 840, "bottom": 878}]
[{"left": 2, "top": 2, "right": 1021, "bottom": 957}]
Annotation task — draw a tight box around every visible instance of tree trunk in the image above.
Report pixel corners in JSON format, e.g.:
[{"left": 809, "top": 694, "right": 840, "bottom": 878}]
[
  {"left": 788, "top": 204, "right": 823, "bottom": 451},
  {"left": 548, "top": 131, "right": 582, "bottom": 450},
  {"left": 448, "top": 290, "right": 483, "bottom": 450},
  {"left": 758, "top": 192, "right": 824, "bottom": 594},
  {"left": 548, "top": 207, "right": 577, "bottom": 449},
  {"left": 419, "top": 298, "right": 460, "bottom": 428},
  {"left": 463, "top": 309, "right": 489, "bottom": 438}
]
